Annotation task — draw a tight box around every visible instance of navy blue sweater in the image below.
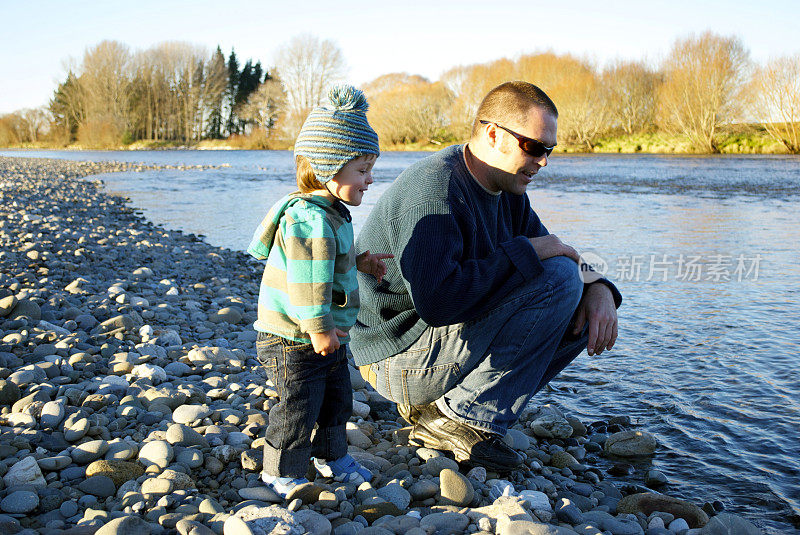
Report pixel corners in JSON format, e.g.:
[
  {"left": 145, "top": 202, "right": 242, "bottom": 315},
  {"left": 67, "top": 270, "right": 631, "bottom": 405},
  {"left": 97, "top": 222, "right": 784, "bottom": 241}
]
[{"left": 350, "top": 145, "right": 620, "bottom": 365}]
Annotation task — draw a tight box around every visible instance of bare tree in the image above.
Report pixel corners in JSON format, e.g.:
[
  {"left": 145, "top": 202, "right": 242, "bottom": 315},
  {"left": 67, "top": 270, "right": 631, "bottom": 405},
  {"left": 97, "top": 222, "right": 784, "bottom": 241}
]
[
  {"left": 517, "top": 53, "right": 611, "bottom": 149},
  {"left": 750, "top": 54, "right": 800, "bottom": 153},
  {"left": 19, "top": 107, "right": 51, "bottom": 142},
  {"left": 274, "top": 34, "right": 346, "bottom": 138},
  {"left": 442, "top": 59, "right": 515, "bottom": 139},
  {"left": 80, "top": 40, "right": 132, "bottom": 130},
  {"left": 604, "top": 60, "right": 658, "bottom": 135},
  {"left": 369, "top": 80, "right": 453, "bottom": 145},
  {"left": 657, "top": 31, "right": 750, "bottom": 153},
  {"left": 362, "top": 72, "right": 428, "bottom": 97},
  {"left": 238, "top": 77, "right": 287, "bottom": 134}
]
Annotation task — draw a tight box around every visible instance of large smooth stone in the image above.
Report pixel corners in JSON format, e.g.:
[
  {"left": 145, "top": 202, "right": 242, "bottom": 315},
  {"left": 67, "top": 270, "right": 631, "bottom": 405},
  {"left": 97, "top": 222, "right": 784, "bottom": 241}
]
[
  {"left": 166, "top": 423, "right": 209, "bottom": 447},
  {"left": 38, "top": 455, "right": 72, "bottom": 471},
  {"left": 172, "top": 404, "right": 212, "bottom": 425},
  {"left": 71, "top": 439, "right": 109, "bottom": 464},
  {"left": 376, "top": 481, "right": 412, "bottom": 510},
  {"left": 439, "top": 468, "right": 474, "bottom": 506},
  {"left": 40, "top": 399, "right": 66, "bottom": 428},
  {"left": 86, "top": 460, "right": 145, "bottom": 486},
  {"left": 604, "top": 430, "right": 658, "bottom": 457},
  {"left": 138, "top": 440, "right": 174, "bottom": 469},
  {"left": 237, "top": 487, "right": 282, "bottom": 503},
  {"left": 9, "top": 300, "right": 41, "bottom": 321},
  {"left": 0, "top": 490, "right": 39, "bottom": 514},
  {"left": 77, "top": 475, "right": 116, "bottom": 498}
]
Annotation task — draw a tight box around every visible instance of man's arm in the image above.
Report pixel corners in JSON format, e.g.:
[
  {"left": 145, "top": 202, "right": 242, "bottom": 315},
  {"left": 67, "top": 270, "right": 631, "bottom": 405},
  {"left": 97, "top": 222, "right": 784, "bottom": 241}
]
[
  {"left": 396, "top": 207, "right": 542, "bottom": 327},
  {"left": 518, "top": 195, "right": 622, "bottom": 354}
]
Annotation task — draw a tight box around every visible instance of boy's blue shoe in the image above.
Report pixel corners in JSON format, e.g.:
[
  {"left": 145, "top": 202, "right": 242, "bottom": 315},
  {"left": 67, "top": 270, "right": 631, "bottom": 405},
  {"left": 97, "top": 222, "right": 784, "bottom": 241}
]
[
  {"left": 313, "top": 454, "right": 372, "bottom": 484},
  {"left": 261, "top": 472, "right": 310, "bottom": 499}
]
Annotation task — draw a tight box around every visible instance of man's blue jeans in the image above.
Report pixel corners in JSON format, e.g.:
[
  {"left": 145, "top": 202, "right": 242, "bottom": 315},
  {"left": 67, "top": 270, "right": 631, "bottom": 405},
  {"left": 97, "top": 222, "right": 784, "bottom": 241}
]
[{"left": 365, "top": 256, "right": 588, "bottom": 435}]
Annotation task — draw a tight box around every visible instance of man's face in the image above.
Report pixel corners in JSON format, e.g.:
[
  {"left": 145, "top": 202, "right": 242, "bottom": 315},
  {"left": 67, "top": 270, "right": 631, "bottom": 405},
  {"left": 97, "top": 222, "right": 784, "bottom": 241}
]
[{"left": 487, "top": 106, "right": 557, "bottom": 195}]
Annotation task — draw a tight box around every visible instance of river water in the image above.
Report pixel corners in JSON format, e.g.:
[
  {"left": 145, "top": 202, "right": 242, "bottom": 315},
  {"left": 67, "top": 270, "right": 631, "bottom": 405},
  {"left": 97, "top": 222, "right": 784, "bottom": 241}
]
[{"left": 3, "top": 149, "right": 799, "bottom": 533}]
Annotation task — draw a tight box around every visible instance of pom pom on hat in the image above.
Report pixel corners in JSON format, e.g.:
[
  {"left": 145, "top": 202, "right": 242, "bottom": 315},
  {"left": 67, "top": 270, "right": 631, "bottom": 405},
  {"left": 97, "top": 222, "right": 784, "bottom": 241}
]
[
  {"left": 326, "top": 85, "right": 369, "bottom": 112},
  {"left": 295, "top": 84, "right": 379, "bottom": 183}
]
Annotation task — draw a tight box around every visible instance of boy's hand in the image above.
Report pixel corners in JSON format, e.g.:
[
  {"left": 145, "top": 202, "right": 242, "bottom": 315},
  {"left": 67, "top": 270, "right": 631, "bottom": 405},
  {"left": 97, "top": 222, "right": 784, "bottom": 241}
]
[
  {"left": 356, "top": 250, "right": 394, "bottom": 283},
  {"left": 309, "top": 328, "right": 348, "bottom": 356}
]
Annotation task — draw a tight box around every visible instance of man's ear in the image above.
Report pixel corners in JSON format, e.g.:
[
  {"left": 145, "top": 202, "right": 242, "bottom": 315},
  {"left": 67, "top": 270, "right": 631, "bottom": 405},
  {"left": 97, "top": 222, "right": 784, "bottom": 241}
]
[{"left": 484, "top": 122, "right": 498, "bottom": 148}]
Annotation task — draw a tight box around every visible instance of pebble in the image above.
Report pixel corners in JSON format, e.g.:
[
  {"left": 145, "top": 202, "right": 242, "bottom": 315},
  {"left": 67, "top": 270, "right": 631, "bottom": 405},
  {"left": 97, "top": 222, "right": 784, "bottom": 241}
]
[
  {"left": 4, "top": 455, "right": 47, "bottom": 488},
  {"left": 420, "top": 512, "right": 470, "bottom": 533},
  {"left": 1, "top": 490, "right": 39, "bottom": 513},
  {"left": 85, "top": 459, "right": 145, "bottom": 486},
  {"left": 440, "top": 468, "right": 475, "bottom": 506},
  {"left": 604, "top": 430, "right": 658, "bottom": 457},
  {"left": 173, "top": 404, "right": 212, "bottom": 424},
  {"left": 238, "top": 486, "right": 282, "bottom": 503},
  {"left": 669, "top": 518, "right": 691, "bottom": 533},
  {"left": 77, "top": 475, "right": 117, "bottom": 498},
  {"left": 0, "top": 379, "right": 21, "bottom": 405},
  {"left": 503, "top": 428, "right": 531, "bottom": 450},
  {"left": 138, "top": 440, "right": 174, "bottom": 469},
  {"left": 167, "top": 423, "right": 210, "bottom": 447},
  {"left": 376, "top": 481, "right": 412, "bottom": 510},
  {"left": 645, "top": 469, "right": 668, "bottom": 487},
  {"left": 532, "top": 414, "right": 574, "bottom": 439},
  {"left": 71, "top": 439, "right": 110, "bottom": 464},
  {"left": 38, "top": 455, "right": 72, "bottom": 471},
  {"left": 409, "top": 479, "right": 439, "bottom": 501},
  {"left": 423, "top": 455, "right": 460, "bottom": 475},
  {"left": 518, "top": 490, "right": 551, "bottom": 511}
]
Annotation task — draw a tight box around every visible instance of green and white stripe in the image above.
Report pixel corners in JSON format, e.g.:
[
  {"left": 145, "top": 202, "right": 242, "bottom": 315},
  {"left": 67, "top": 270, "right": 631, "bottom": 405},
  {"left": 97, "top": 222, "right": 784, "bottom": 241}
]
[{"left": 247, "top": 193, "right": 359, "bottom": 342}]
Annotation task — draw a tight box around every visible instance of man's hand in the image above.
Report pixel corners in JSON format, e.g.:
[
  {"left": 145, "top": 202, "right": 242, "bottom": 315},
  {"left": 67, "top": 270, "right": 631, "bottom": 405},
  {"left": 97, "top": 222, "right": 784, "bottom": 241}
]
[
  {"left": 529, "top": 235, "right": 580, "bottom": 263},
  {"left": 573, "top": 283, "right": 618, "bottom": 356},
  {"left": 356, "top": 250, "right": 394, "bottom": 283},
  {"left": 309, "top": 328, "right": 348, "bottom": 356}
]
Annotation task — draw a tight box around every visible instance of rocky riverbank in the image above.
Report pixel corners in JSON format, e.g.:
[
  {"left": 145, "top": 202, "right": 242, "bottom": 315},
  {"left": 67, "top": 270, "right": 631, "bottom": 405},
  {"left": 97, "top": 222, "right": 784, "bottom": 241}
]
[{"left": 0, "top": 156, "right": 761, "bottom": 535}]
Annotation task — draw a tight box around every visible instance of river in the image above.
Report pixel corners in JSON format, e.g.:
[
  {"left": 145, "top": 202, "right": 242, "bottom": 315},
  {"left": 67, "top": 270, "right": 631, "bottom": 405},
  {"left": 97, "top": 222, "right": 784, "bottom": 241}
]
[{"left": 3, "top": 148, "right": 799, "bottom": 533}]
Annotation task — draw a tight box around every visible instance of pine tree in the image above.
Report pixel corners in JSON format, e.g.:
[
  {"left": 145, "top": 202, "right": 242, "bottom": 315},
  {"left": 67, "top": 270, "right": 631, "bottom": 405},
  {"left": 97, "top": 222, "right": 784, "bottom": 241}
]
[
  {"left": 206, "top": 46, "right": 227, "bottom": 139},
  {"left": 49, "top": 72, "right": 84, "bottom": 142},
  {"left": 226, "top": 49, "right": 240, "bottom": 136}
]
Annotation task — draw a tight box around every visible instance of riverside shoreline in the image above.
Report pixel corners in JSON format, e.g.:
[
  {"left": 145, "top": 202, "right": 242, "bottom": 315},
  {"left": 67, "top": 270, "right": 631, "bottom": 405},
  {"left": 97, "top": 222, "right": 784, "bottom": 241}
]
[{"left": 0, "top": 157, "right": 762, "bottom": 535}]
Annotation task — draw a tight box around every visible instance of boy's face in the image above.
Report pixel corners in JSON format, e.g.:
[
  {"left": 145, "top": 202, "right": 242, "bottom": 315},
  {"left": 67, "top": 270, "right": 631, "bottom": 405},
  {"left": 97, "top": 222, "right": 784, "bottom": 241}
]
[{"left": 327, "top": 154, "right": 376, "bottom": 206}]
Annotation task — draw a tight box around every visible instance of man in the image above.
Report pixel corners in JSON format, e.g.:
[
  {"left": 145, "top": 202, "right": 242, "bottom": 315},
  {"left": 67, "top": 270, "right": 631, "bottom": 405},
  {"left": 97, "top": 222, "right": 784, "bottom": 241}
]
[{"left": 351, "top": 81, "right": 622, "bottom": 471}]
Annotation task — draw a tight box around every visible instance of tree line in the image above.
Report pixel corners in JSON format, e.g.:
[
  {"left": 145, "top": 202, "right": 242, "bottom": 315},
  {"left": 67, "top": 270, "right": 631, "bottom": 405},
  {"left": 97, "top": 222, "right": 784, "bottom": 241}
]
[{"left": 1, "top": 31, "right": 798, "bottom": 153}]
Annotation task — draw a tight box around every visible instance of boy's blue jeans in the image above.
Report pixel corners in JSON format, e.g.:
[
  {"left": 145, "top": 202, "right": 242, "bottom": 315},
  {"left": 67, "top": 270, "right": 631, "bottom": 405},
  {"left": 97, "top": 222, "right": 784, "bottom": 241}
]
[
  {"left": 365, "top": 256, "right": 589, "bottom": 435},
  {"left": 256, "top": 332, "right": 352, "bottom": 479}
]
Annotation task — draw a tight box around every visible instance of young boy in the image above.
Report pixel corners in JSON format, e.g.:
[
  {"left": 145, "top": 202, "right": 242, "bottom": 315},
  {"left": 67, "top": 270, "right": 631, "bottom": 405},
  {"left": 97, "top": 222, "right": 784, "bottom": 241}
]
[{"left": 247, "top": 85, "right": 391, "bottom": 499}]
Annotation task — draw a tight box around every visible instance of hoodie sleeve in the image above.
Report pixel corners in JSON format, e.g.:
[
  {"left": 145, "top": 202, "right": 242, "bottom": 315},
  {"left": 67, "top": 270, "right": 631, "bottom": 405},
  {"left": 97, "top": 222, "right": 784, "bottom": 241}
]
[
  {"left": 247, "top": 212, "right": 275, "bottom": 260},
  {"left": 282, "top": 214, "right": 337, "bottom": 334},
  {"left": 247, "top": 196, "right": 293, "bottom": 260}
]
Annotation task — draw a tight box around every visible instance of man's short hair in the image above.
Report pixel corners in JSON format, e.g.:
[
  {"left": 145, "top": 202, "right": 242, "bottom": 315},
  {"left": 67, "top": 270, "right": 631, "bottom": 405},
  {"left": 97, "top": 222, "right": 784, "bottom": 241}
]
[{"left": 471, "top": 81, "right": 558, "bottom": 138}]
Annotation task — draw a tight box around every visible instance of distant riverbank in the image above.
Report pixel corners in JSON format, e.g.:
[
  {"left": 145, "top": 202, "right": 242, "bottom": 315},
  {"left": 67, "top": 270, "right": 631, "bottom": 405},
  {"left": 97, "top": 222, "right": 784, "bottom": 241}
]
[{"left": 2, "top": 128, "right": 793, "bottom": 155}]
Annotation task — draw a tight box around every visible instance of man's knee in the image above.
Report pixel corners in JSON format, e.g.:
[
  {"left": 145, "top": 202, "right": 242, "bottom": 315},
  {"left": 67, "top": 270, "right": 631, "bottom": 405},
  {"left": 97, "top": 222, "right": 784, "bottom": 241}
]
[{"left": 541, "top": 256, "right": 583, "bottom": 314}]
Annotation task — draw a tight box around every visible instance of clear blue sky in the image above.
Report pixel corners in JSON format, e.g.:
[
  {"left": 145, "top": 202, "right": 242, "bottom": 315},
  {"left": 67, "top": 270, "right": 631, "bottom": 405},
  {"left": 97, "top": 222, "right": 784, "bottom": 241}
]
[{"left": 1, "top": 0, "right": 798, "bottom": 114}]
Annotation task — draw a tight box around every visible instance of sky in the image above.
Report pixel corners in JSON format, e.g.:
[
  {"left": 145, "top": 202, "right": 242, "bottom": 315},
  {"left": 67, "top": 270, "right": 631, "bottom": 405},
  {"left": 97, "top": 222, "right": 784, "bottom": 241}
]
[{"left": 1, "top": 0, "right": 798, "bottom": 114}]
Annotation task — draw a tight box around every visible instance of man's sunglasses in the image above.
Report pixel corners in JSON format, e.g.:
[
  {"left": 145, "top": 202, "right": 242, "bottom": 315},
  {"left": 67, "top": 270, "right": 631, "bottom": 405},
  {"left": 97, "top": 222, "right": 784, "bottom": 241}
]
[{"left": 479, "top": 120, "right": 556, "bottom": 158}]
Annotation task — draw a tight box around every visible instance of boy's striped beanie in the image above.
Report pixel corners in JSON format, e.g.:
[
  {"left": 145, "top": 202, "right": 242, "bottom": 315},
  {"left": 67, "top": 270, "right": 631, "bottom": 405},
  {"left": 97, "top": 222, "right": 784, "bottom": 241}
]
[{"left": 294, "top": 85, "right": 379, "bottom": 183}]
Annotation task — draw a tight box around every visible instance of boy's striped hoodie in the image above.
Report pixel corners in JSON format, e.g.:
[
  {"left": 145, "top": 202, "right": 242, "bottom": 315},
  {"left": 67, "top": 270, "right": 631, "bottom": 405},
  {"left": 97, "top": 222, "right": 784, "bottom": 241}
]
[{"left": 247, "top": 193, "right": 359, "bottom": 342}]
